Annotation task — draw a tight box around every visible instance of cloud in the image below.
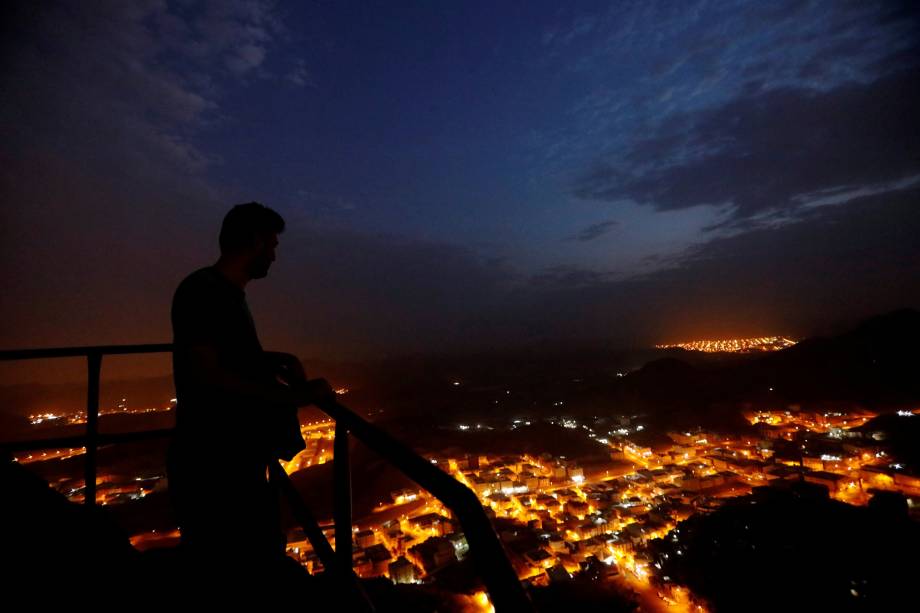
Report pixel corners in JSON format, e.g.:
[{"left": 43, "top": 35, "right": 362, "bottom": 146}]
[
  {"left": 533, "top": 0, "right": 919, "bottom": 188},
  {"left": 544, "top": 14, "right": 597, "bottom": 47},
  {"left": 567, "top": 219, "right": 619, "bottom": 242},
  {"left": 529, "top": 266, "right": 614, "bottom": 290},
  {"left": 0, "top": 0, "right": 293, "bottom": 175},
  {"left": 226, "top": 43, "right": 267, "bottom": 74},
  {"left": 571, "top": 65, "right": 920, "bottom": 225},
  {"left": 516, "top": 186, "right": 920, "bottom": 344},
  {"left": 287, "top": 58, "right": 314, "bottom": 87}
]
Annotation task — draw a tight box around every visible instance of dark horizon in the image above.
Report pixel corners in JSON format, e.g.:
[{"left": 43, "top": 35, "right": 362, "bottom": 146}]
[{"left": 0, "top": 305, "right": 913, "bottom": 387}]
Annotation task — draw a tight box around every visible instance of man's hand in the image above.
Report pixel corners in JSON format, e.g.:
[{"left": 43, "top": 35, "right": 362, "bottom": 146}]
[
  {"left": 264, "top": 351, "right": 307, "bottom": 386},
  {"left": 300, "top": 377, "right": 336, "bottom": 407},
  {"left": 187, "top": 344, "right": 331, "bottom": 408}
]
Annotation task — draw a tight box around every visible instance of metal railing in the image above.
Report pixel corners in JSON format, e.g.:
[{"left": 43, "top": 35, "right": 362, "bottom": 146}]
[{"left": 0, "top": 344, "right": 532, "bottom": 611}]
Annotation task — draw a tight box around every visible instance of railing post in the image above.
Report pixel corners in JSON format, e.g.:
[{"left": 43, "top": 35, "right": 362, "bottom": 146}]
[
  {"left": 85, "top": 352, "right": 102, "bottom": 506},
  {"left": 267, "top": 461, "right": 338, "bottom": 570},
  {"left": 320, "top": 400, "right": 533, "bottom": 611},
  {"left": 334, "top": 421, "right": 353, "bottom": 576}
]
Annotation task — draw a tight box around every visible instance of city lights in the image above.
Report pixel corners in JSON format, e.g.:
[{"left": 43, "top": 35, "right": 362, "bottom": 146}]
[{"left": 655, "top": 336, "right": 797, "bottom": 353}]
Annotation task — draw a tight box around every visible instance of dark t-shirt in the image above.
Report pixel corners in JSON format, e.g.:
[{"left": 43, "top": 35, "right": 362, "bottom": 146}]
[
  {"left": 168, "top": 266, "right": 295, "bottom": 562},
  {"left": 171, "top": 266, "right": 271, "bottom": 456}
]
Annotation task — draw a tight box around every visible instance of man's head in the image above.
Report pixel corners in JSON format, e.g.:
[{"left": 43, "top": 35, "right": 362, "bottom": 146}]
[{"left": 219, "top": 202, "right": 285, "bottom": 279}]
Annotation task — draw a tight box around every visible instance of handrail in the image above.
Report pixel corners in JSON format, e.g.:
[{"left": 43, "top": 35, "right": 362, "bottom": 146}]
[
  {"left": 319, "top": 399, "right": 531, "bottom": 611},
  {"left": 0, "top": 343, "right": 532, "bottom": 611},
  {"left": 0, "top": 344, "right": 174, "bottom": 360},
  {"left": 0, "top": 343, "right": 170, "bottom": 506}
]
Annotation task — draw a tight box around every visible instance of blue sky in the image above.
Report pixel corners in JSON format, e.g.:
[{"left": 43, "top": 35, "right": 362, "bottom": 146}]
[
  {"left": 203, "top": 0, "right": 920, "bottom": 273},
  {"left": 2, "top": 0, "right": 919, "bottom": 367}
]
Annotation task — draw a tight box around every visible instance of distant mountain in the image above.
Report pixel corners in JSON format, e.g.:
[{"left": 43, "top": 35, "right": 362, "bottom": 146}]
[
  {"left": 0, "top": 375, "right": 175, "bottom": 440},
  {"left": 750, "top": 308, "right": 920, "bottom": 403},
  {"left": 609, "top": 309, "right": 920, "bottom": 428}
]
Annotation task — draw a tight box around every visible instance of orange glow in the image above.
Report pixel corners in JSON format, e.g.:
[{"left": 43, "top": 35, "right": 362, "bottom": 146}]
[
  {"left": 471, "top": 591, "right": 495, "bottom": 613},
  {"left": 656, "top": 336, "right": 796, "bottom": 353}
]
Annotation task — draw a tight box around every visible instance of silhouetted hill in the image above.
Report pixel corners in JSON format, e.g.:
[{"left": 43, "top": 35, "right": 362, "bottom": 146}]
[
  {"left": 648, "top": 483, "right": 918, "bottom": 611},
  {"left": 606, "top": 309, "right": 920, "bottom": 429},
  {"left": 750, "top": 308, "right": 920, "bottom": 404}
]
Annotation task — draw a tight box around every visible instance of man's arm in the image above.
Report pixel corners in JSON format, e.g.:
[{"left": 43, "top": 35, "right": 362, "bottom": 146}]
[
  {"left": 188, "top": 344, "right": 332, "bottom": 407},
  {"left": 263, "top": 350, "right": 307, "bottom": 386}
]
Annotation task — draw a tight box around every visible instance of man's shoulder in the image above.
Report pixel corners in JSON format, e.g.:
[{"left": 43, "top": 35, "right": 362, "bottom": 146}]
[
  {"left": 179, "top": 266, "right": 218, "bottom": 286},
  {"left": 174, "top": 266, "right": 220, "bottom": 296},
  {"left": 171, "top": 268, "right": 227, "bottom": 339},
  {"left": 172, "top": 267, "right": 228, "bottom": 317}
]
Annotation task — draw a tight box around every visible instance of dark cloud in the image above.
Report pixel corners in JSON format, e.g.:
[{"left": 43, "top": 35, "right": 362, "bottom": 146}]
[
  {"left": 516, "top": 187, "right": 920, "bottom": 344},
  {"left": 566, "top": 219, "right": 619, "bottom": 242},
  {"left": 529, "top": 266, "right": 614, "bottom": 290},
  {"left": 572, "top": 65, "right": 920, "bottom": 225},
  {"left": 0, "top": 0, "right": 299, "bottom": 183}
]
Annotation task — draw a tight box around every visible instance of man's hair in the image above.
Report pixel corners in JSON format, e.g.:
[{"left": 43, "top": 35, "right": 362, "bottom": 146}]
[{"left": 219, "top": 202, "right": 285, "bottom": 254}]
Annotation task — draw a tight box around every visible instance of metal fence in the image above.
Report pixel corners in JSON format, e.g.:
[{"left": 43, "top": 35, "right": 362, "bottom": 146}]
[{"left": 0, "top": 344, "right": 532, "bottom": 611}]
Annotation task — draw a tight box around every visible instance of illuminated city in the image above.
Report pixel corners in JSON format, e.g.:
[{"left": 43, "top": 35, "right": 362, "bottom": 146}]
[
  {"left": 274, "top": 407, "right": 919, "bottom": 611},
  {"left": 28, "top": 398, "right": 175, "bottom": 427},
  {"left": 13, "top": 385, "right": 919, "bottom": 610},
  {"left": 655, "top": 337, "right": 798, "bottom": 354}
]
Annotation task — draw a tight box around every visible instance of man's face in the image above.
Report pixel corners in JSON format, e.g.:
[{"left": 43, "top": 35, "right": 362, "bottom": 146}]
[{"left": 247, "top": 232, "right": 278, "bottom": 279}]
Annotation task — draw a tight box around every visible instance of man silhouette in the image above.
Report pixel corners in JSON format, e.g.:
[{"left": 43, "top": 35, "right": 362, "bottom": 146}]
[{"left": 166, "top": 202, "right": 333, "bottom": 590}]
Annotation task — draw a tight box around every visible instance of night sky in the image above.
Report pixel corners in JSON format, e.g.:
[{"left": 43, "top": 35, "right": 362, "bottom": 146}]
[{"left": 2, "top": 1, "right": 919, "bottom": 381}]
